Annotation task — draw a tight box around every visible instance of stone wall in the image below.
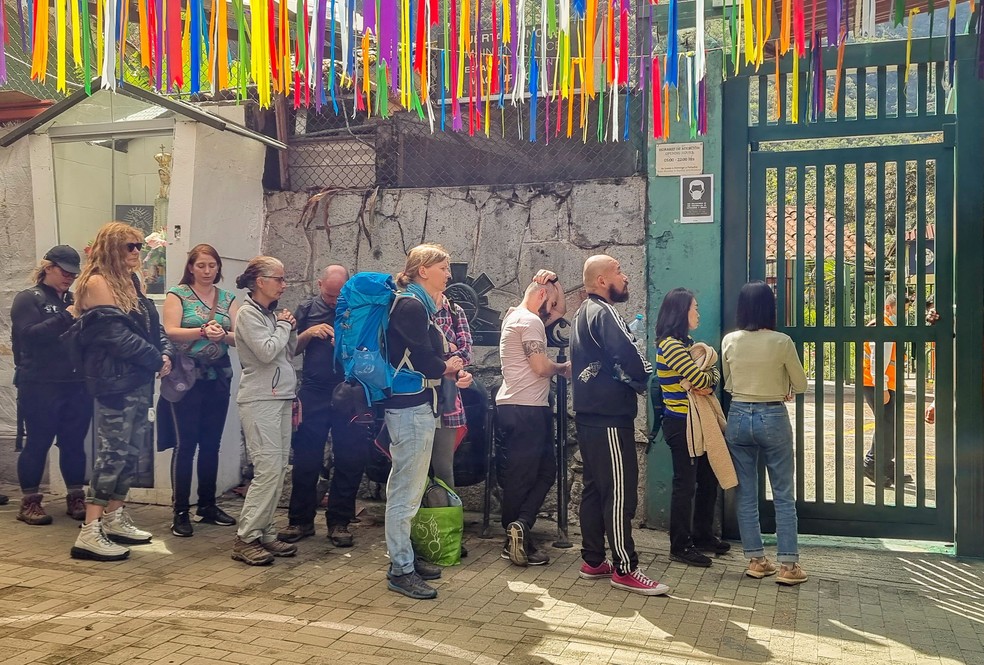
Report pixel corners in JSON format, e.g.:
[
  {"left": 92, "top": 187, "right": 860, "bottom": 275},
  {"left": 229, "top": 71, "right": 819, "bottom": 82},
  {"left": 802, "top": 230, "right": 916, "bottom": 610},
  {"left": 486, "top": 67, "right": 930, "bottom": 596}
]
[
  {"left": 262, "top": 178, "right": 650, "bottom": 522},
  {"left": 0, "top": 133, "right": 38, "bottom": 482}
]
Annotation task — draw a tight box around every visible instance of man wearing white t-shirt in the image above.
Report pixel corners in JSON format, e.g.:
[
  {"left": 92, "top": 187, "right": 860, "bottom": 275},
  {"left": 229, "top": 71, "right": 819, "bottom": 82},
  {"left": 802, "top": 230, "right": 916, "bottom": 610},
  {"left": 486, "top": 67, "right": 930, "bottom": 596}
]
[{"left": 496, "top": 271, "right": 571, "bottom": 567}]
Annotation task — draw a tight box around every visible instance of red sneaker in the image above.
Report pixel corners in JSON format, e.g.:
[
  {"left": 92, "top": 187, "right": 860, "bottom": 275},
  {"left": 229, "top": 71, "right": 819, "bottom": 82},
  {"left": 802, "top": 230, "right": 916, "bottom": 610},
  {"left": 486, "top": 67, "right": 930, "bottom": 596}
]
[
  {"left": 579, "top": 560, "right": 615, "bottom": 579},
  {"left": 611, "top": 569, "right": 671, "bottom": 596}
]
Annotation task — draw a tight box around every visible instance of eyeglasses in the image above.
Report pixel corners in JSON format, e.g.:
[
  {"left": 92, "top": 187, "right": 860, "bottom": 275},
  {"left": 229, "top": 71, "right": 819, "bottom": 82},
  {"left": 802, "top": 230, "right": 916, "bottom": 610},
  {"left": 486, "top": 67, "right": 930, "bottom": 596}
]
[
  {"left": 261, "top": 275, "right": 287, "bottom": 283},
  {"left": 126, "top": 242, "right": 144, "bottom": 252}
]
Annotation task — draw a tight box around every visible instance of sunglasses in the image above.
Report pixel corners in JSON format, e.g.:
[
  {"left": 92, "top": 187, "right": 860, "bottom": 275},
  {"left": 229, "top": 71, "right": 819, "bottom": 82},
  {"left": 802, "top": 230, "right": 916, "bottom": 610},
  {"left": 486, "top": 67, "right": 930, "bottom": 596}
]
[
  {"left": 57, "top": 266, "right": 78, "bottom": 279},
  {"left": 126, "top": 242, "right": 144, "bottom": 252}
]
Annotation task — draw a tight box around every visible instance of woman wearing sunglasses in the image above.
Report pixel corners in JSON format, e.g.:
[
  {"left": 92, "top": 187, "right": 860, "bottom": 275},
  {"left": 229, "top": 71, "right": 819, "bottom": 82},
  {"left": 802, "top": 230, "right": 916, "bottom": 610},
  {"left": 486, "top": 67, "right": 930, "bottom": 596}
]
[
  {"left": 11, "top": 245, "right": 91, "bottom": 526},
  {"left": 230, "top": 256, "right": 298, "bottom": 566},
  {"left": 67, "top": 222, "right": 174, "bottom": 561}
]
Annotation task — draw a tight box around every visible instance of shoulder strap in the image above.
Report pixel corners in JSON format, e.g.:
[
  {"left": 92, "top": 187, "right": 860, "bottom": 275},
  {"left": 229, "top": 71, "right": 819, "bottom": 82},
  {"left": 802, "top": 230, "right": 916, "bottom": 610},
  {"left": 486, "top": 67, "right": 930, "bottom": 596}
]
[{"left": 206, "top": 289, "right": 219, "bottom": 322}]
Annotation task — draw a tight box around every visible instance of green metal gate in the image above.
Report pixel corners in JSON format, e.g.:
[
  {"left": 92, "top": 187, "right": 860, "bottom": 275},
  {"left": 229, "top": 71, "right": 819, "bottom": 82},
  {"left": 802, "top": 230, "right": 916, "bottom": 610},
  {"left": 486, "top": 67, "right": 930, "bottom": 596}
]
[{"left": 721, "top": 37, "right": 980, "bottom": 543}]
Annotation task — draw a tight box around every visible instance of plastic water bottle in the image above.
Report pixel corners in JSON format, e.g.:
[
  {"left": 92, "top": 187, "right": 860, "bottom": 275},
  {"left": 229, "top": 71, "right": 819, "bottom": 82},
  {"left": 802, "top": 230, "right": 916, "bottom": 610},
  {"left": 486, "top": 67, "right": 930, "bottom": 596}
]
[{"left": 628, "top": 314, "right": 647, "bottom": 354}]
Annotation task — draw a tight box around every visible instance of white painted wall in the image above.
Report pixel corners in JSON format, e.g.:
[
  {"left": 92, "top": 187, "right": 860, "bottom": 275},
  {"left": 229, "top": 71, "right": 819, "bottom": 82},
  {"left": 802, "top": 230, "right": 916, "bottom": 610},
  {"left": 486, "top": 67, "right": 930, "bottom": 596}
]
[{"left": 2, "top": 102, "right": 269, "bottom": 505}]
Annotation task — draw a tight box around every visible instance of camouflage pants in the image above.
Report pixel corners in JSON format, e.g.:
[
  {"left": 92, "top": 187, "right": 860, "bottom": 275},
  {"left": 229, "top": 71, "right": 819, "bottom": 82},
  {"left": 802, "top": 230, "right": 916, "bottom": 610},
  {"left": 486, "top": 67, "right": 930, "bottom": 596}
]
[{"left": 88, "top": 384, "right": 153, "bottom": 506}]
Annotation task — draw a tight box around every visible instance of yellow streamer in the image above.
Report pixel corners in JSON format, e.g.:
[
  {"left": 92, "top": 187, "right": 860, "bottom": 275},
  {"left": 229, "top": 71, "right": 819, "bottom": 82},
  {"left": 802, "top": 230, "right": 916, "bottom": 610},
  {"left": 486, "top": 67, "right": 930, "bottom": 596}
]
[
  {"left": 216, "top": 0, "right": 229, "bottom": 89},
  {"left": 744, "top": 0, "right": 755, "bottom": 64},
  {"left": 905, "top": 8, "right": 920, "bottom": 84},
  {"left": 71, "top": 0, "right": 82, "bottom": 66},
  {"left": 96, "top": 0, "right": 103, "bottom": 77},
  {"left": 485, "top": 54, "right": 492, "bottom": 136},
  {"left": 56, "top": 0, "right": 67, "bottom": 91},
  {"left": 791, "top": 50, "right": 799, "bottom": 124},
  {"left": 755, "top": 0, "right": 764, "bottom": 68}
]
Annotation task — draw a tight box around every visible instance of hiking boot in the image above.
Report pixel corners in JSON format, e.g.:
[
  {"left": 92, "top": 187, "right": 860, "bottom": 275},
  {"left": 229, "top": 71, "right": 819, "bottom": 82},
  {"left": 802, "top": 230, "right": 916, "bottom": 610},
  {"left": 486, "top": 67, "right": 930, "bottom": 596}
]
[
  {"left": 102, "top": 507, "right": 152, "bottom": 544},
  {"left": 670, "top": 547, "right": 713, "bottom": 568},
  {"left": 17, "top": 493, "right": 52, "bottom": 526},
  {"left": 506, "top": 521, "right": 528, "bottom": 566},
  {"left": 171, "top": 511, "right": 193, "bottom": 537},
  {"left": 777, "top": 563, "right": 808, "bottom": 586},
  {"left": 197, "top": 505, "right": 237, "bottom": 526},
  {"left": 328, "top": 524, "right": 354, "bottom": 548},
  {"left": 745, "top": 556, "right": 778, "bottom": 579},
  {"left": 387, "top": 570, "right": 437, "bottom": 600},
  {"left": 611, "top": 569, "right": 671, "bottom": 596},
  {"left": 277, "top": 523, "right": 315, "bottom": 543},
  {"left": 579, "top": 560, "right": 616, "bottom": 580},
  {"left": 66, "top": 490, "right": 86, "bottom": 521},
  {"left": 70, "top": 520, "right": 130, "bottom": 561},
  {"left": 231, "top": 536, "right": 274, "bottom": 566},
  {"left": 527, "top": 549, "right": 550, "bottom": 566},
  {"left": 388, "top": 557, "right": 442, "bottom": 581},
  {"left": 694, "top": 537, "right": 732, "bottom": 555},
  {"left": 261, "top": 539, "right": 298, "bottom": 557},
  {"left": 0, "top": 494, "right": 7, "bottom": 506}
]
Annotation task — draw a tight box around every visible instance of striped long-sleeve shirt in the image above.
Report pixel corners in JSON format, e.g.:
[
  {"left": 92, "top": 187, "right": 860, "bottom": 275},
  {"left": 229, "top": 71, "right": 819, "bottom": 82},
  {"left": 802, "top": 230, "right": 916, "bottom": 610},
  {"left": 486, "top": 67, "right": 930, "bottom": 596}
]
[{"left": 655, "top": 336, "right": 720, "bottom": 419}]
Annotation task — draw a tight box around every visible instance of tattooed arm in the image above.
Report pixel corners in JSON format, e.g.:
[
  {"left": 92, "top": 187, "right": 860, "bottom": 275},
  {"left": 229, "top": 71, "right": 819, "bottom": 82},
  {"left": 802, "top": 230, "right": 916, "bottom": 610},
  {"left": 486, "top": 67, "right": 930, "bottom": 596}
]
[{"left": 524, "top": 339, "right": 571, "bottom": 379}]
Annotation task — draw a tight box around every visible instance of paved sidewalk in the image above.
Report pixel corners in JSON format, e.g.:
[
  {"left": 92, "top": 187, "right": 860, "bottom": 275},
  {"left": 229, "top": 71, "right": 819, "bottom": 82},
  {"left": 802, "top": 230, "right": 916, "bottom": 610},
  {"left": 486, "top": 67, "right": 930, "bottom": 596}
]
[{"left": 0, "top": 489, "right": 982, "bottom": 665}]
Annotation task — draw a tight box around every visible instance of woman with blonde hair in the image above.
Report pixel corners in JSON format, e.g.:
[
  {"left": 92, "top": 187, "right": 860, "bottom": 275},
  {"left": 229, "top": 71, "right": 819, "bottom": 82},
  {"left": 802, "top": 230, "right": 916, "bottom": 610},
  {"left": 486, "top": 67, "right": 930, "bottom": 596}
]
[
  {"left": 68, "top": 222, "right": 174, "bottom": 561},
  {"left": 383, "top": 243, "right": 473, "bottom": 599},
  {"left": 11, "top": 245, "right": 90, "bottom": 525},
  {"left": 160, "top": 244, "right": 240, "bottom": 537},
  {"left": 231, "top": 256, "right": 299, "bottom": 566}
]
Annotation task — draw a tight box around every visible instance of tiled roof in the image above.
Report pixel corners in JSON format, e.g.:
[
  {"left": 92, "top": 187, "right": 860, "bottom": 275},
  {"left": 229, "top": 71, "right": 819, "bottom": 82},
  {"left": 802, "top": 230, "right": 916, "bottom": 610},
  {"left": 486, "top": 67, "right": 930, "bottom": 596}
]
[{"left": 765, "top": 206, "right": 874, "bottom": 262}]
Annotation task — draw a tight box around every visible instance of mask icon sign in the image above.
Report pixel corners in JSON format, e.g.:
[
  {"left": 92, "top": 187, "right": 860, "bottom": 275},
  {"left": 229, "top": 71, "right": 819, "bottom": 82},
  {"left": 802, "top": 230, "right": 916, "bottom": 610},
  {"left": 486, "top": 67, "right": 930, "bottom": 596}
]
[{"left": 680, "top": 174, "right": 714, "bottom": 223}]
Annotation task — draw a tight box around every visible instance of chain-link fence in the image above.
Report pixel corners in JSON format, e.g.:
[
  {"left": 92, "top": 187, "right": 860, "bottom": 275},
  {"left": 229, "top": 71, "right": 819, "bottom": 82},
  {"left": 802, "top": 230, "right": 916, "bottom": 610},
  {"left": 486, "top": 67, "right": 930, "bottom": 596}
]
[{"left": 286, "top": 93, "right": 646, "bottom": 191}]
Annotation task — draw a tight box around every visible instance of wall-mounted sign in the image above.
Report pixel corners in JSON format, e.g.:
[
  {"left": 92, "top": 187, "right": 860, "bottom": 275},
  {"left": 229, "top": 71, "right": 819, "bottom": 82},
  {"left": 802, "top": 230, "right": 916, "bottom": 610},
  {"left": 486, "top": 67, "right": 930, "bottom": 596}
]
[
  {"left": 680, "top": 174, "right": 714, "bottom": 224},
  {"left": 656, "top": 142, "right": 704, "bottom": 176}
]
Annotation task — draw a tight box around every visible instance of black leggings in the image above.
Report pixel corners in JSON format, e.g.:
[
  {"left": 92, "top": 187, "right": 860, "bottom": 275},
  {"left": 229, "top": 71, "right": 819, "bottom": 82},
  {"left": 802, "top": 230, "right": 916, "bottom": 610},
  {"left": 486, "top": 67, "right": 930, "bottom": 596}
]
[
  {"left": 17, "top": 382, "right": 92, "bottom": 493},
  {"left": 664, "top": 415, "right": 719, "bottom": 553},
  {"left": 167, "top": 378, "right": 231, "bottom": 512}
]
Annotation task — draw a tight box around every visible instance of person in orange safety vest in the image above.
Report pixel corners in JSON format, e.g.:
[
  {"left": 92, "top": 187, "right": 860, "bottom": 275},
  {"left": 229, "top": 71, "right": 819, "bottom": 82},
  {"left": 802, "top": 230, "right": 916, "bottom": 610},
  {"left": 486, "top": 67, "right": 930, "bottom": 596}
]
[{"left": 861, "top": 294, "right": 911, "bottom": 488}]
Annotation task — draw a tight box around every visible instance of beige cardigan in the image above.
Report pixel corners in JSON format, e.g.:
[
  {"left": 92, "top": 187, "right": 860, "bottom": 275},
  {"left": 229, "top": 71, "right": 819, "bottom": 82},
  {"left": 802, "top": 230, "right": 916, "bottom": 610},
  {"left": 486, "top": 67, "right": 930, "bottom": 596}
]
[{"left": 682, "top": 343, "right": 739, "bottom": 490}]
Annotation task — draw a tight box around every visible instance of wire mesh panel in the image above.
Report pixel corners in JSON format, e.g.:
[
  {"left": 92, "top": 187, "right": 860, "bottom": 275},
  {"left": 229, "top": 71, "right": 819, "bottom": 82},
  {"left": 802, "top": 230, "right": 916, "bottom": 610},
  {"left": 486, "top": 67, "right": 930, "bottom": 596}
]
[{"left": 286, "top": 94, "right": 645, "bottom": 191}]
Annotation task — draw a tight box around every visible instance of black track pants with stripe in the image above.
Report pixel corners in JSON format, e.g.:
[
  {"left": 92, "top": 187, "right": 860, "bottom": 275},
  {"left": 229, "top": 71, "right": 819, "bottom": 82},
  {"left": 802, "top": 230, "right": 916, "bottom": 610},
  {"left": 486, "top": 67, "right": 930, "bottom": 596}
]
[{"left": 577, "top": 423, "right": 639, "bottom": 575}]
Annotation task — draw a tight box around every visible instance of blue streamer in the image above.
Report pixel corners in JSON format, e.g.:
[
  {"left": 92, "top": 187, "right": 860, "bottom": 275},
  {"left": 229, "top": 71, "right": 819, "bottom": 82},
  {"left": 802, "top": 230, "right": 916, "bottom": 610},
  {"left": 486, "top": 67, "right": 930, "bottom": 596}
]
[
  {"left": 573, "top": 0, "right": 586, "bottom": 17},
  {"left": 441, "top": 50, "right": 447, "bottom": 131},
  {"left": 623, "top": 87, "right": 630, "bottom": 141},
  {"left": 329, "top": 0, "right": 338, "bottom": 114},
  {"left": 666, "top": 0, "right": 679, "bottom": 86},
  {"left": 498, "top": 42, "right": 506, "bottom": 108},
  {"left": 190, "top": 0, "right": 201, "bottom": 92},
  {"left": 17, "top": 0, "right": 26, "bottom": 52},
  {"left": 529, "top": 31, "right": 539, "bottom": 143},
  {"left": 26, "top": 0, "right": 33, "bottom": 53}
]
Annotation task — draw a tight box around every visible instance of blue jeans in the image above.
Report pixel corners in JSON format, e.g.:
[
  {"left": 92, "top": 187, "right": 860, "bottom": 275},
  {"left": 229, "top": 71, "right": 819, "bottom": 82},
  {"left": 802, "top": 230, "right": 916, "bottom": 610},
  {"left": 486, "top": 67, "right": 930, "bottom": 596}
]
[
  {"left": 384, "top": 403, "right": 437, "bottom": 576},
  {"left": 726, "top": 401, "right": 799, "bottom": 563}
]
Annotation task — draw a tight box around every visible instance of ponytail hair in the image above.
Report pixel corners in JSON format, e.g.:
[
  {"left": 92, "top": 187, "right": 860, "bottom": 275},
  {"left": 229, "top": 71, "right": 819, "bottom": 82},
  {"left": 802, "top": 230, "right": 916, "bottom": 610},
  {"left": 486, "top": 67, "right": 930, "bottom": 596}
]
[
  {"left": 396, "top": 243, "right": 450, "bottom": 289},
  {"left": 236, "top": 256, "right": 283, "bottom": 292}
]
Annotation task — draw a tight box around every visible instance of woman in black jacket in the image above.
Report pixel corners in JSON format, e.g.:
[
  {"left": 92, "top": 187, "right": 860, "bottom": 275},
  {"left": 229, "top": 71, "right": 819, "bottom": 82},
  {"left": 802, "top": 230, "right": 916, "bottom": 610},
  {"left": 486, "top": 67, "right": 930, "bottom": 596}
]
[
  {"left": 67, "top": 222, "right": 174, "bottom": 562},
  {"left": 11, "top": 245, "right": 91, "bottom": 526}
]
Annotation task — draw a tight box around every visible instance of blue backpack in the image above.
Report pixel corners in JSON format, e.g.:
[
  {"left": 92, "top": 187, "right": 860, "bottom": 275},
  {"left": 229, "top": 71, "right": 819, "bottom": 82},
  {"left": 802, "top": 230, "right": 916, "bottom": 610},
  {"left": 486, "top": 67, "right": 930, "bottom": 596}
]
[{"left": 334, "top": 272, "right": 435, "bottom": 403}]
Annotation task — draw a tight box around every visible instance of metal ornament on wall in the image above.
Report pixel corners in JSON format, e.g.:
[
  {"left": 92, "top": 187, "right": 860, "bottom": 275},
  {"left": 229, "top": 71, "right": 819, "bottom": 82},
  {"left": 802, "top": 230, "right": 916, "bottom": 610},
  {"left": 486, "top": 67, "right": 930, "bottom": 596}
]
[{"left": 444, "top": 262, "right": 502, "bottom": 347}]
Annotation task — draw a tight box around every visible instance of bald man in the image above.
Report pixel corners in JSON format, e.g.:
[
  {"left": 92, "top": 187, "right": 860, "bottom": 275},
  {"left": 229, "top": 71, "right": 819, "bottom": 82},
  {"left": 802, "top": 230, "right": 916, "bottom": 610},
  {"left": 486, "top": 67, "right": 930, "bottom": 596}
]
[
  {"left": 279, "top": 265, "right": 368, "bottom": 548},
  {"left": 569, "top": 255, "right": 669, "bottom": 596}
]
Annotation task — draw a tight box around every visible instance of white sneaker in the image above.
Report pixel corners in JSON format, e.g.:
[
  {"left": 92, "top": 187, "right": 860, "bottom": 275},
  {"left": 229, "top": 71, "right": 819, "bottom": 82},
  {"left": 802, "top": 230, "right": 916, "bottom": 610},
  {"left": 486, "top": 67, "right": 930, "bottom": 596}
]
[
  {"left": 70, "top": 519, "right": 130, "bottom": 561},
  {"left": 102, "top": 507, "right": 153, "bottom": 544}
]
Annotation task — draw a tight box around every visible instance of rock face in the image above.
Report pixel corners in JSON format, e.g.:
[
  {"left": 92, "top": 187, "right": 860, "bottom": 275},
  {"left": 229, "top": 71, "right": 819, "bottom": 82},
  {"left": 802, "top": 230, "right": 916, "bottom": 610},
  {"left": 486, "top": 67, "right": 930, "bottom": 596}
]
[{"left": 262, "top": 177, "right": 650, "bottom": 525}]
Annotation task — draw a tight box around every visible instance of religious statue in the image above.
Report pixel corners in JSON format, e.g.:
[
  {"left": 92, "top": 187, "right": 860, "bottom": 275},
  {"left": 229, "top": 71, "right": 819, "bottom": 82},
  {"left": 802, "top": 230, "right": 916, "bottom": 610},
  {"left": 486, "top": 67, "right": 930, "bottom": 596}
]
[{"left": 155, "top": 145, "right": 172, "bottom": 199}]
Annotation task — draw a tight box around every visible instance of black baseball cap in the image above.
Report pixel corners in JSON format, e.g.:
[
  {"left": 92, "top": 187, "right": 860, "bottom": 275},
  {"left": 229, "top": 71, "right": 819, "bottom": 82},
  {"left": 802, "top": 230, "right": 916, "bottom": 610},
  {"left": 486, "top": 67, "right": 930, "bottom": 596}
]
[{"left": 43, "top": 245, "right": 81, "bottom": 274}]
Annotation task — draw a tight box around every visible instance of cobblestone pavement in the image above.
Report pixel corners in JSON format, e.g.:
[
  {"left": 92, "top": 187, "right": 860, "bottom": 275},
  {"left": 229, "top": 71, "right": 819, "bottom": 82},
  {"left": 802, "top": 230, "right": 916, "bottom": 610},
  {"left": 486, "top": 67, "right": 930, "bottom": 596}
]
[{"left": 0, "top": 488, "right": 982, "bottom": 665}]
